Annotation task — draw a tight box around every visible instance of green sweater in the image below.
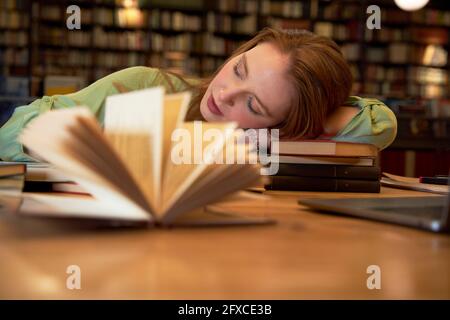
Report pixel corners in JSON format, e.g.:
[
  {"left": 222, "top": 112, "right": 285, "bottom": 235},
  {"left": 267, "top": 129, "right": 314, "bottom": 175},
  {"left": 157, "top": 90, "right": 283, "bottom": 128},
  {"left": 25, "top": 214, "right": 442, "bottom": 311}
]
[{"left": 0, "top": 66, "right": 397, "bottom": 161}]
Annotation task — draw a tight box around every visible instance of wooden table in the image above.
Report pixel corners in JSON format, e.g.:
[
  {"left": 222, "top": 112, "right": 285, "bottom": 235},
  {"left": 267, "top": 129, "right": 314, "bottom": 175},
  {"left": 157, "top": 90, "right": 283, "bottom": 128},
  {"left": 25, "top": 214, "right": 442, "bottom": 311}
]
[{"left": 0, "top": 187, "right": 449, "bottom": 299}]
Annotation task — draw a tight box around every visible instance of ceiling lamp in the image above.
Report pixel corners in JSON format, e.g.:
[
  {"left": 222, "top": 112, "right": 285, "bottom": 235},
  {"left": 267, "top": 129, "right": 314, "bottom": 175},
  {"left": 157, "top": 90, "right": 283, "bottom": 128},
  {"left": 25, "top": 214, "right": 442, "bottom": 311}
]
[{"left": 394, "top": 0, "right": 429, "bottom": 11}]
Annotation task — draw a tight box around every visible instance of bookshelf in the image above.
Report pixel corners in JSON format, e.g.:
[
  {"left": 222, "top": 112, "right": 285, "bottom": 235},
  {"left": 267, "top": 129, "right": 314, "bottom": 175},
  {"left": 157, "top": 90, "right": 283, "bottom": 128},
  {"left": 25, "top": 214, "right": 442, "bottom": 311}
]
[
  {"left": 365, "top": 3, "right": 444, "bottom": 100},
  {"left": 0, "top": 0, "right": 32, "bottom": 123},
  {"left": 0, "top": 0, "right": 449, "bottom": 177},
  {"left": 1, "top": 0, "right": 449, "bottom": 99},
  {"left": 0, "top": 0, "right": 31, "bottom": 77}
]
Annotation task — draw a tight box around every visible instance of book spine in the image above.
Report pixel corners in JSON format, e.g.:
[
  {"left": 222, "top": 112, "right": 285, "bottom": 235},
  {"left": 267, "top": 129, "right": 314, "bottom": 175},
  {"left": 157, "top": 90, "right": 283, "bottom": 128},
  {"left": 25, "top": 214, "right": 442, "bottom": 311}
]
[
  {"left": 275, "top": 155, "right": 375, "bottom": 166},
  {"left": 275, "top": 164, "right": 381, "bottom": 180},
  {"left": 265, "top": 176, "right": 381, "bottom": 193}
]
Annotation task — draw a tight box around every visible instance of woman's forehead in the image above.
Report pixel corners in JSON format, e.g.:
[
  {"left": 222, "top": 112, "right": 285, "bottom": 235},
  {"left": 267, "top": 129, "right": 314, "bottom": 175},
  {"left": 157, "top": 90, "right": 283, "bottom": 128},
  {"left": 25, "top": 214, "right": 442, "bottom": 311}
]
[
  {"left": 246, "top": 42, "right": 290, "bottom": 70},
  {"left": 244, "top": 43, "right": 294, "bottom": 117}
]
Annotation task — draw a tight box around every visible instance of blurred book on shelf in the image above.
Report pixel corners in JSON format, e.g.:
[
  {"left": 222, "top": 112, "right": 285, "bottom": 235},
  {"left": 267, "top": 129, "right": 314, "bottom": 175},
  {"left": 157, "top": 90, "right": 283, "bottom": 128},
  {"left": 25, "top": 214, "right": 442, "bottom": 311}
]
[
  {"left": 0, "top": 76, "right": 31, "bottom": 126},
  {"left": 1, "top": 0, "right": 449, "bottom": 99},
  {"left": 261, "top": 0, "right": 303, "bottom": 17},
  {"left": 43, "top": 76, "right": 86, "bottom": 96},
  {"left": 0, "top": 76, "right": 29, "bottom": 97}
]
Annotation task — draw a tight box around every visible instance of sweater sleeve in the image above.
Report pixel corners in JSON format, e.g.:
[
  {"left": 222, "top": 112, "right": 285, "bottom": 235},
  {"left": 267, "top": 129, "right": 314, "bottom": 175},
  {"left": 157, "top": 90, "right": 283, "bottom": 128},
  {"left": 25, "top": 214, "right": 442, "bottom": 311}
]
[
  {"left": 0, "top": 67, "right": 188, "bottom": 161},
  {"left": 330, "top": 96, "right": 398, "bottom": 150}
]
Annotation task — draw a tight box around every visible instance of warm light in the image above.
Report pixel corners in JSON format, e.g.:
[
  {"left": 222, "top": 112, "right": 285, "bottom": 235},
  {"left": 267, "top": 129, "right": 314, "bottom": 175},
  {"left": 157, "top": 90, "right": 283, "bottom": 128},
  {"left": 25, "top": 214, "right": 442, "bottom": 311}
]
[
  {"left": 422, "top": 45, "right": 447, "bottom": 67},
  {"left": 117, "top": 8, "right": 143, "bottom": 27},
  {"left": 394, "top": 0, "right": 429, "bottom": 11},
  {"left": 122, "top": 0, "right": 138, "bottom": 9}
]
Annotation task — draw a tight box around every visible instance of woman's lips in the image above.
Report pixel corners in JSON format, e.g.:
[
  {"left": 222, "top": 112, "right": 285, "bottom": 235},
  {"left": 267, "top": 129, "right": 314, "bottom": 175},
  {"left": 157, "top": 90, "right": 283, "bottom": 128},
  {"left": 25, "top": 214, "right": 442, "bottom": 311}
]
[{"left": 207, "top": 94, "right": 223, "bottom": 116}]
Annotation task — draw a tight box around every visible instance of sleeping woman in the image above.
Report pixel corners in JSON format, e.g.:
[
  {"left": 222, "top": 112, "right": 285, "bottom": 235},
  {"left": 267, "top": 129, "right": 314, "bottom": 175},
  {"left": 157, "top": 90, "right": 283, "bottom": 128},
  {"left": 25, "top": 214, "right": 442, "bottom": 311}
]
[{"left": 0, "top": 27, "right": 397, "bottom": 162}]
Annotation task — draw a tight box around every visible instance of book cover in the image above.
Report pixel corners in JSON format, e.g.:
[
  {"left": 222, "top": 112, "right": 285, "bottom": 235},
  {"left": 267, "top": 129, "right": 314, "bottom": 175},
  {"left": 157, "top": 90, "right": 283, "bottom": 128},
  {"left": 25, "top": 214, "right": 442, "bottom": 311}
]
[
  {"left": 275, "top": 163, "right": 380, "bottom": 180},
  {"left": 274, "top": 155, "right": 375, "bottom": 167},
  {"left": 0, "top": 163, "right": 26, "bottom": 178},
  {"left": 272, "top": 140, "right": 378, "bottom": 157},
  {"left": 265, "top": 176, "right": 381, "bottom": 193}
]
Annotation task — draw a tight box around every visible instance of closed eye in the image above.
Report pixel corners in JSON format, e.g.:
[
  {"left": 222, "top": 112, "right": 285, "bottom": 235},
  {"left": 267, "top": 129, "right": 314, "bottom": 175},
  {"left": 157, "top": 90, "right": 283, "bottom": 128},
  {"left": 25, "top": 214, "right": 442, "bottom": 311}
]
[
  {"left": 247, "top": 96, "right": 259, "bottom": 115},
  {"left": 233, "top": 59, "right": 244, "bottom": 80},
  {"left": 233, "top": 58, "right": 262, "bottom": 116}
]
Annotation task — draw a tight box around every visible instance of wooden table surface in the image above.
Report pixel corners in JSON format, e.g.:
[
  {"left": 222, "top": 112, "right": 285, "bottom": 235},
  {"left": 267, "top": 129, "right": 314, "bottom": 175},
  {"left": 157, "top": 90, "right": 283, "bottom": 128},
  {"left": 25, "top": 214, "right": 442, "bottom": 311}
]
[{"left": 0, "top": 187, "right": 449, "bottom": 299}]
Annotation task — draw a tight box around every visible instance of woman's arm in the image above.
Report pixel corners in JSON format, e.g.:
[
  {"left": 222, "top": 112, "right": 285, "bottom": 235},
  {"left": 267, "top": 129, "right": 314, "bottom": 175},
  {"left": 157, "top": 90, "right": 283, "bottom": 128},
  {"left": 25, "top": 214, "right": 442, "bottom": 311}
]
[
  {"left": 322, "top": 106, "right": 360, "bottom": 137},
  {"left": 328, "top": 97, "right": 398, "bottom": 150},
  {"left": 0, "top": 67, "right": 171, "bottom": 161}
]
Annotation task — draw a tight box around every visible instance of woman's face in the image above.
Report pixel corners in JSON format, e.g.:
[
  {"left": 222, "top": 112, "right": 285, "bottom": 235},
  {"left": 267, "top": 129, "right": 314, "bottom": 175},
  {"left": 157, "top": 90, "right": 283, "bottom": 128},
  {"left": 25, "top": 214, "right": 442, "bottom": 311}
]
[{"left": 200, "top": 42, "right": 295, "bottom": 129}]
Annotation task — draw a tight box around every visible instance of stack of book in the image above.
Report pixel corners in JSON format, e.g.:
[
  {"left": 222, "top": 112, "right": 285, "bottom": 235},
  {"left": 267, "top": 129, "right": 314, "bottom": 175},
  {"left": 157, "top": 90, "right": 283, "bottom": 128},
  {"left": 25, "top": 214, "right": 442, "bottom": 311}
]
[
  {"left": 0, "top": 162, "right": 25, "bottom": 180},
  {"left": 0, "top": 162, "right": 25, "bottom": 215},
  {"left": 265, "top": 140, "right": 381, "bottom": 193},
  {"left": 1, "top": 161, "right": 89, "bottom": 195},
  {"left": 0, "top": 162, "right": 25, "bottom": 196}
]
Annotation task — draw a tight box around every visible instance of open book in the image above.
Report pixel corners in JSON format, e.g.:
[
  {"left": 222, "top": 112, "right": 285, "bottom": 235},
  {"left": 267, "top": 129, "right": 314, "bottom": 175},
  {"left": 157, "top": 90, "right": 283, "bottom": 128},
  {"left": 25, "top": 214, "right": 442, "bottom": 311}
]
[{"left": 18, "top": 87, "right": 268, "bottom": 226}]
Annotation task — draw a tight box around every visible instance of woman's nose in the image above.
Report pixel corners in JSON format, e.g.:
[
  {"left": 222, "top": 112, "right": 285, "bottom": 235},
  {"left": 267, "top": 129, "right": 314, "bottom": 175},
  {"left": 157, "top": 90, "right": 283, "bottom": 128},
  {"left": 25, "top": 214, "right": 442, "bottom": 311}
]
[{"left": 219, "top": 87, "right": 240, "bottom": 107}]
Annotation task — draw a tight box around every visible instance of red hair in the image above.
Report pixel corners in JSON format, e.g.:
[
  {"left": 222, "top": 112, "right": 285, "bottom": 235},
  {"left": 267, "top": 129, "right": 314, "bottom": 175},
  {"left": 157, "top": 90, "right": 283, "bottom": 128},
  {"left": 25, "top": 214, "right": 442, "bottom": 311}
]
[{"left": 165, "top": 27, "right": 353, "bottom": 139}]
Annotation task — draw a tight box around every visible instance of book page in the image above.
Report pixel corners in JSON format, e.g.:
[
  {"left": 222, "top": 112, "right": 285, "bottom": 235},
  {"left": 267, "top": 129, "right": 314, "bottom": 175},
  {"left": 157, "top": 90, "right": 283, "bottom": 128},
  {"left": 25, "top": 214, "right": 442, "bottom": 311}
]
[
  {"left": 19, "top": 107, "right": 152, "bottom": 221},
  {"left": 161, "top": 123, "right": 264, "bottom": 223},
  {"left": 19, "top": 193, "right": 150, "bottom": 223},
  {"left": 104, "top": 87, "right": 164, "bottom": 207},
  {"left": 161, "top": 92, "right": 191, "bottom": 186},
  {"left": 73, "top": 116, "right": 153, "bottom": 211},
  {"left": 166, "top": 140, "right": 260, "bottom": 213},
  {"left": 161, "top": 122, "right": 237, "bottom": 213},
  {"left": 381, "top": 172, "right": 449, "bottom": 195},
  {"left": 163, "top": 164, "right": 262, "bottom": 224}
]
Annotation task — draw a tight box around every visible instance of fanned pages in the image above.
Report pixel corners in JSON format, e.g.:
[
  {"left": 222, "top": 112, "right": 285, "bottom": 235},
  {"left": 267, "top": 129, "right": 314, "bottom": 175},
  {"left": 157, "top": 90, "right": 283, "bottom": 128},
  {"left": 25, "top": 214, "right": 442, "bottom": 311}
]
[
  {"left": 18, "top": 87, "right": 264, "bottom": 226},
  {"left": 19, "top": 107, "right": 151, "bottom": 221}
]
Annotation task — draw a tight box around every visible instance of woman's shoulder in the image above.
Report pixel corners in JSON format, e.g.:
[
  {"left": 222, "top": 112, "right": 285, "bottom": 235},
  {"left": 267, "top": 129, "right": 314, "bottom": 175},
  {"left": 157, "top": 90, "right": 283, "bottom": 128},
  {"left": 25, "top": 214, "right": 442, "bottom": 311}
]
[
  {"left": 110, "top": 66, "right": 160, "bottom": 77},
  {"left": 112, "top": 66, "right": 201, "bottom": 92},
  {"left": 65, "top": 66, "right": 161, "bottom": 96},
  {"left": 98, "top": 66, "right": 161, "bottom": 87},
  {"left": 331, "top": 96, "right": 398, "bottom": 150},
  {"left": 343, "top": 96, "right": 397, "bottom": 125},
  {"left": 74, "top": 66, "right": 200, "bottom": 95},
  {"left": 155, "top": 69, "right": 201, "bottom": 93}
]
